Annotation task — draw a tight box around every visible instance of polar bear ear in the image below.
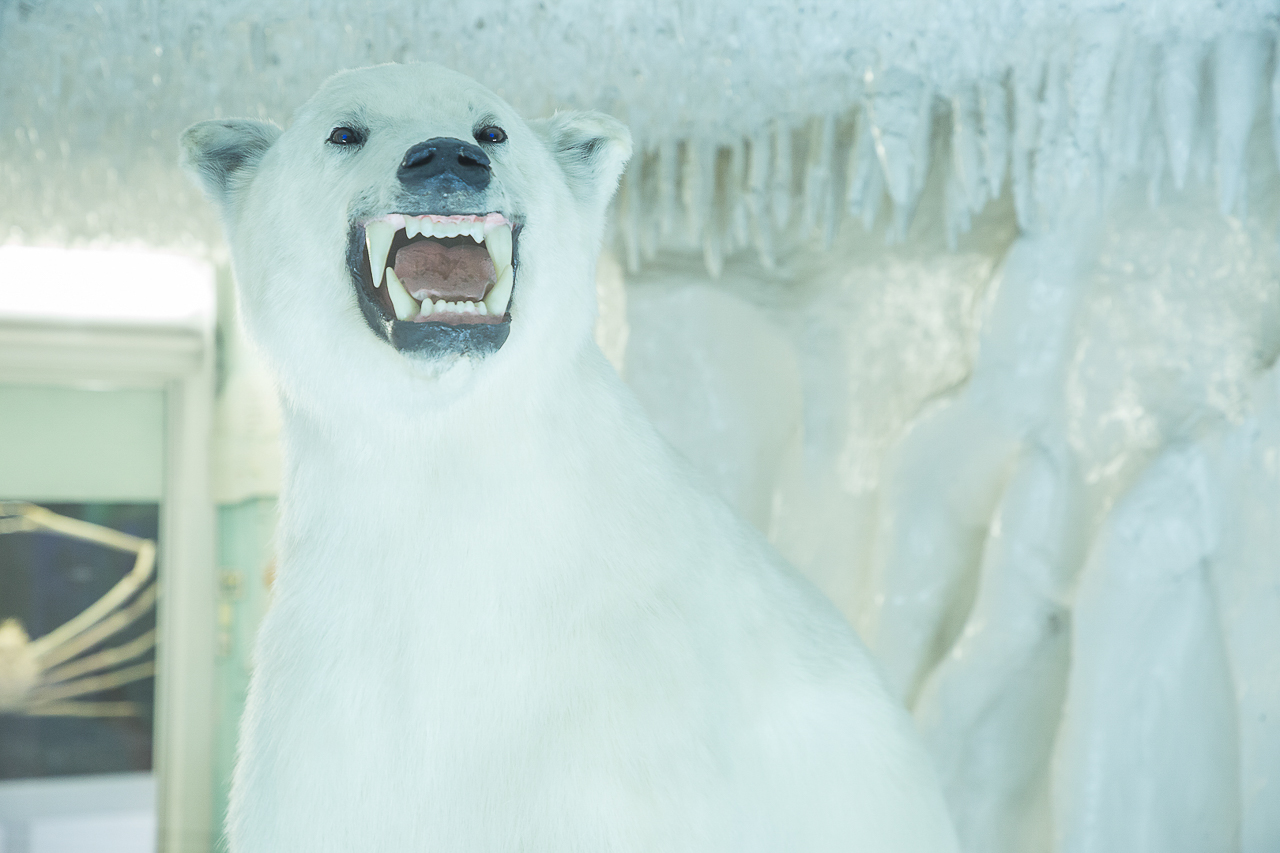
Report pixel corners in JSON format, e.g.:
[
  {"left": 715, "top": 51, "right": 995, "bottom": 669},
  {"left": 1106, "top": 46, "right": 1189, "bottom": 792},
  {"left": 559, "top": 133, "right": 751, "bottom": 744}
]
[
  {"left": 180, "top": 119, "right": 282, "bottom": 214},
  {"left": 532, "top": 111, "right": 633, "bottom": 212}
]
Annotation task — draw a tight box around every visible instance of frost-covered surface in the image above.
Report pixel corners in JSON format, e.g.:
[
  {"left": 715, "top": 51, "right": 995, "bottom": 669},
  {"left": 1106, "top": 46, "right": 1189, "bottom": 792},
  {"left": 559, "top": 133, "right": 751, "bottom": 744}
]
[{"left": 2, "top": 0, "right": 1279, "bottom": 254}]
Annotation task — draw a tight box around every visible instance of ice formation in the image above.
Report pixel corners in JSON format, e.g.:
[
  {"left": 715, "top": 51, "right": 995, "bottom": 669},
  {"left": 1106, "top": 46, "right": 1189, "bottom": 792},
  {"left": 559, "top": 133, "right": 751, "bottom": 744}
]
[
  {"left": 1, "top": 1, "right": 1278, "bottom": 851},
  {"left": 0, "top": 0, "right": 1277, "bottom": 253}
]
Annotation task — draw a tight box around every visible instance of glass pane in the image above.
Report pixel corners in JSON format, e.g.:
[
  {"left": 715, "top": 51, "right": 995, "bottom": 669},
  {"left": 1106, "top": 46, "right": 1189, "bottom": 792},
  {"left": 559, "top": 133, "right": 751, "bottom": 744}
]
[{"left": 0, "top": 502, "right": 159, "bottom": 780}]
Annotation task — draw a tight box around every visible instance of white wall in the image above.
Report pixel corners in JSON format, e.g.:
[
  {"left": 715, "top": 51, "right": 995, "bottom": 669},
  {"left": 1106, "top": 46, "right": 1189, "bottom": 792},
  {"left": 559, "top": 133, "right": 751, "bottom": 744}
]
[{"left": 0, "top": 385, "right": 165, "bottom": 503}]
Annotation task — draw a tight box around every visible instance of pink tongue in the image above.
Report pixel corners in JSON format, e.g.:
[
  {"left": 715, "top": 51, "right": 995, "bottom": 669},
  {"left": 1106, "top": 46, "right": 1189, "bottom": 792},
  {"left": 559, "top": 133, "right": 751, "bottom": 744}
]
[{"left": 393, "top": 241, "right": 496, "bottom": 301}]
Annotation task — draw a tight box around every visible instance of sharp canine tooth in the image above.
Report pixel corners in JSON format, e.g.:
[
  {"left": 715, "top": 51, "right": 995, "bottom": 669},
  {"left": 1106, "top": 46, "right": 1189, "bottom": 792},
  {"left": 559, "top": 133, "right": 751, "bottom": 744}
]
[
  {"left": 484, "top": 265, "right": 514, "bottom": 317},
  {"left": 486, "top": 224, "right": 512, "bottom": 276},
  {"left": 384, "top": 268, "right": 420, "bottom": 320},
  {"left": 365, "top": 221, "right": 397, "bottom": 289}
]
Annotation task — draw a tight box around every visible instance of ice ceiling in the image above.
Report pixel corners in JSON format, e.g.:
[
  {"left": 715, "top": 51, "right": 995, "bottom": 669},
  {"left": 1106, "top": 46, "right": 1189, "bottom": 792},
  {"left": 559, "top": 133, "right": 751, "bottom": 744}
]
[
  {"left": 4, "top": 2, "right": 1280, "bottom": 853},
  {"left": 0, "top": 0, "right": 1276, "bottom": 253}
]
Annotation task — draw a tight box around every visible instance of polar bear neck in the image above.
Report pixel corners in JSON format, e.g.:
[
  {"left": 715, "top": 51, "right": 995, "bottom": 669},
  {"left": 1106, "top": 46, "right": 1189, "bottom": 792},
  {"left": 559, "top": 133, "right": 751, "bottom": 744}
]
[{"left": 270, "top": 341, "right": 680, "bottom": 596}]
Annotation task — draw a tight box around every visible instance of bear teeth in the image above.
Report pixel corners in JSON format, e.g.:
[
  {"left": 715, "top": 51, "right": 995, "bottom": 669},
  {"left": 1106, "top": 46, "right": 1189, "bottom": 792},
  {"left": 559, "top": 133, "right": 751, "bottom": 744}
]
[
  {"left": 364, "top": 213, "right": 514, "bottom": 317},
  {"left": 365, "top": 220, "right": 397, "bottom": 289},
  {"left": 381, "top": 265, "right": 496, "bottom": 324},
  {"left": 483, "top": 265, "right": 513, "bottom": 318},
  {"left": 384, "top": 268, "right": 419, "bottom": 321}
]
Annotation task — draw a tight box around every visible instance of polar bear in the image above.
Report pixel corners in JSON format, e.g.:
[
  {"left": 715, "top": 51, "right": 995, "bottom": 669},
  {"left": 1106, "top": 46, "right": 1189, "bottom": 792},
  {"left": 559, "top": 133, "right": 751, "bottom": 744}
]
[{"left": 182, "top": 63, "right": 958, "bottom": 853}]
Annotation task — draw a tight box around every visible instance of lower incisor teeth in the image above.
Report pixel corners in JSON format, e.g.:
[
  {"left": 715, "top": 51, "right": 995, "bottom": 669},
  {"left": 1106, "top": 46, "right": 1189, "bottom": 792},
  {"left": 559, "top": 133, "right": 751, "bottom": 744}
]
[{"left": 384, "top": 268, "right": 421, "bottom": 321}]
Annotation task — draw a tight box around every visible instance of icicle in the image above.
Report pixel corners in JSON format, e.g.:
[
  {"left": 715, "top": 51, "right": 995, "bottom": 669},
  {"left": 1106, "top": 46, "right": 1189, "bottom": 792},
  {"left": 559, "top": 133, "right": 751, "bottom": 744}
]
[
  {"left": 770, "top": 120, "right": 793, "bottom": 230},
  {"left": 638, "top": 148, "right": 660, "bottom": 261},
  {"left": 1273, "top": 34, "right": 1280, "bottom": 179},
  {"left": 885, "top": 199, "right": 910, "bottom": 243},
  {"left": 1103, "top": 40, "right": 1156, "bottom": 196},
  {"left": 1066, "top": 13, "right": 1121, "bottom": 191},
  {"left": 681, "top": 139, "right": 715, "bottom": 249},
  {"left": 943, "top": 164, "right": 970, "bottom": 250},
  {"left": 703, "top": 220, "right": 725, "bottom": 280},
  {"left": 745, "top": 129, "right": 776, "bottom": 268},
  {"left": 1146, "top": 127, "right": 1167, "bottom": 208},
  {"left": 905, "top": 77, "right": 935, "bottom": 215},
  {"left": 618, "top": 157, "right": 642, "bottom": 273},
  {"left": 1012, "top": 55, "right": 1048, "bottom": 231},
  {"left": 703, "top": 145, "right": 728, "bottom": 278},
  {"left": 821, "top": 117, "right": 848, "bottom": 247},
  {"left": 1214, "top": 31, "right": 1270, "bottom": 217},
  {"left": 951, "top": 86, "right": 988, "bottom": 213},
  {"left": 1191, "top": 100, "right": 1215, "bottom": 187},
  {"left": 979, "top": 77, "right": 1010, "bottom": 199},
  {"left": 802, "top": 114, "right": 836, "bottom": 239},
  {"left": 846, "top": 108, "right": 877, "bottom": 219},
  {"left": 1158, "top": 37, "right": 1207, "bottom": 191},
  {"left": 728, "top": 137, "right": 750, "bottom": 251},
  {"left": 845, "top": 108, "right": 888, "bottom": 232},
  {"left": 703, "top": 236, "right": 724, "bottom": 278},
  {"left": 861, "top": 164, "right": 886, "bottom": 231},
  {"left": 864, "top": 67, "right": 934, "bottom": 219},
  {"left": 800, "top": 116, "right": 823, "bottom": 235},
  {"left": 1034, "top": 51, "right": 1071, "bottom": 230},
  {"left": 658, "top": 139, "right": 678, "bottom": 239}
]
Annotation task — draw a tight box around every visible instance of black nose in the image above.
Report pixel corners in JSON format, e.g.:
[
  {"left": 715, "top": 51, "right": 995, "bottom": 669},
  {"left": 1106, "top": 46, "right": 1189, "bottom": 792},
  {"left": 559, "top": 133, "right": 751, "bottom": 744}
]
[{"left": 397, "top": 137, "right": 491, "bottom": 192}]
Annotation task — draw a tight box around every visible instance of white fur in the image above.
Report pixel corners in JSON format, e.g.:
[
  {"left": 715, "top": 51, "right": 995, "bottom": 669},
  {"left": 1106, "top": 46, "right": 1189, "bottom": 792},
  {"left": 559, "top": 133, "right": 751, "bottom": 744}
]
[{"left": 182, "top": 63, "right": 958, "bottom": 852}]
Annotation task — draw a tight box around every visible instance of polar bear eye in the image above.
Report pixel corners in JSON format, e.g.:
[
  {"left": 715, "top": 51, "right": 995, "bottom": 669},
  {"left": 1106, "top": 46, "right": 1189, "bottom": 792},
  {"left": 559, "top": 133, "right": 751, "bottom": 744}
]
[
  {"left": 327, "top": 126, "right": 366, "bottom": 147},
  {"left": 475, "top": 125, "right": 507, "bottom": 145}
]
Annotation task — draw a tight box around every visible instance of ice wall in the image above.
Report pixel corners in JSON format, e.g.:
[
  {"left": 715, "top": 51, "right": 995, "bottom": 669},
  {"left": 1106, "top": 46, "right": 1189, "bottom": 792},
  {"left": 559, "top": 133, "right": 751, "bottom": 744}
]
[
  {"left": 625, "top": 175, "right": 1280, "bottom": 853},
  {"left": 606, "top": 13, "right": 1280, "bottom": 853}
]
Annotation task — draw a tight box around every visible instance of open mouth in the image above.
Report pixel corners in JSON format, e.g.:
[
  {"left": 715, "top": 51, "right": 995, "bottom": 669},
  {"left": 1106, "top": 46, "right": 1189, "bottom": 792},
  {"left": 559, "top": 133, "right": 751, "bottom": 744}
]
[{"left": 350, "top": 212, "right": 519, "bottom": 356}]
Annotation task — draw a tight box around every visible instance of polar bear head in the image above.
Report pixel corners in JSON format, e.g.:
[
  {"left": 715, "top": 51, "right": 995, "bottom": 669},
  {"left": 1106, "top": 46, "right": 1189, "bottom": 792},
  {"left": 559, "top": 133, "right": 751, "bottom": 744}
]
[{"left": 182, "top": 63, "right": 630, "bottom": 421}]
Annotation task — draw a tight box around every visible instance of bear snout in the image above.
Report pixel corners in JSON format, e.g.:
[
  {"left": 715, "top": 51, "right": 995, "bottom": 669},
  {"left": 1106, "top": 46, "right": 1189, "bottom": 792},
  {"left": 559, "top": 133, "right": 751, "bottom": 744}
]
[{"left": 398, "top": 137, "right": 491, "bottom": 193}]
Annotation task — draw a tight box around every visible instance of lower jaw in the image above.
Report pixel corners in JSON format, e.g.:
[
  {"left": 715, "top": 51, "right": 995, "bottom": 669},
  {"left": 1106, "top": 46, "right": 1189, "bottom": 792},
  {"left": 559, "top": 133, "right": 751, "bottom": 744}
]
[
  {"left": 385, "top": 315, "right": 511, "bottom": 357},
  {"left": 350, "top": 274, "right": 513, "bottom": 359}
]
